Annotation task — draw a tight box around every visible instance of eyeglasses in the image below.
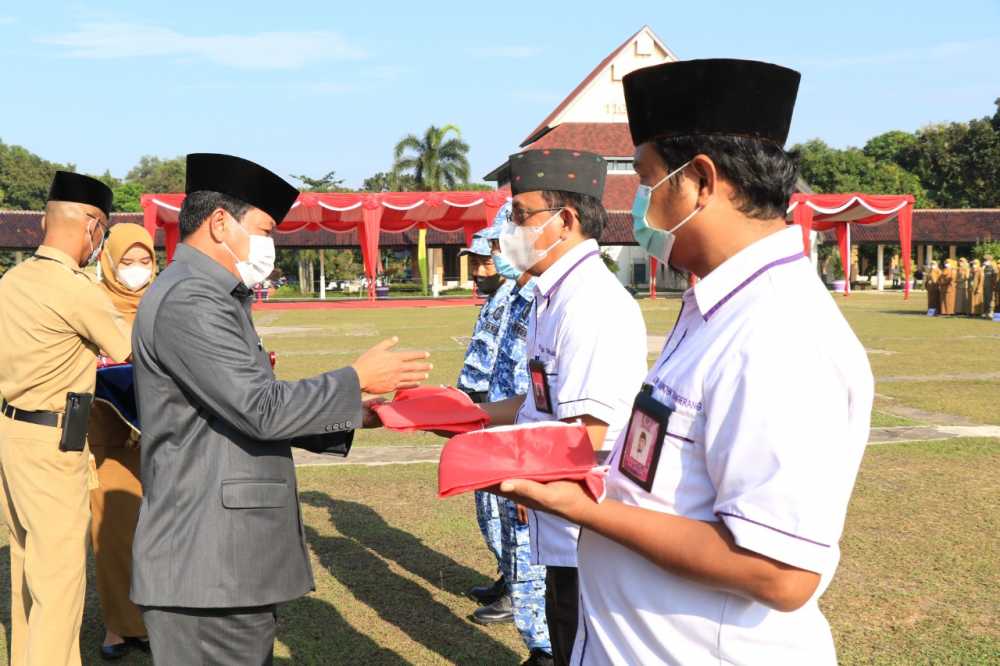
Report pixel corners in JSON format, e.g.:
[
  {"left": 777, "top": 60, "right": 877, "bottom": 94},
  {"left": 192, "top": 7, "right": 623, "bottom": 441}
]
[
  {"left": 506, "top": 207, "right": 563, "bottom": 226},
  {"left": 86, "top": 213, "right": 110, "bottom": 240}
]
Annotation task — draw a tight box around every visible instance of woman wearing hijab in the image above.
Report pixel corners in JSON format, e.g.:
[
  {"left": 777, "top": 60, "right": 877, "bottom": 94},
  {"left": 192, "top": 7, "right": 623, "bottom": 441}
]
[
  {"left": 971, "top": 259, "right": 985, "bottom": 316},
  {"left": 89, "top": 223, "right": 156, "bottom": 660},
  {"left": 926, "top": 261, "right": 941, "bottom": 313},
  {"left": 955, "top": 258, "right": 971, "bottom": 315},
  {"left": 939, "top": 260, "right": 956, "bottom": 316}
]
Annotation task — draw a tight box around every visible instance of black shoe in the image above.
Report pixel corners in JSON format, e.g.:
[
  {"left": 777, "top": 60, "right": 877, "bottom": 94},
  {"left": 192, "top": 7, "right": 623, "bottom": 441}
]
[
  {"left": 471, "top": 594, "right": 513, "bottom": 625},
  {"left": 522, "top": 649, "right": 555, "bottom": 666},
  {"left": 99, "top": 641, "right": 132, "bottom": 661},
  {"left": 467, "top": 576, "right": 506, "bottom": 606},
  {"left": 126, "top": 636, "right": 151, "bottom": 653}
]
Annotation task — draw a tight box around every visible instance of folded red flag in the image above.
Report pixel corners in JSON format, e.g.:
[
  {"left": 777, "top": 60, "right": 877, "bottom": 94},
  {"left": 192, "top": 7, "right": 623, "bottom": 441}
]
[
  {"left": 372, "top": 386, "right": 489, "bottom": 435},
  {"left": 438, "top": 421, "right": 608, "bottom": 501}
]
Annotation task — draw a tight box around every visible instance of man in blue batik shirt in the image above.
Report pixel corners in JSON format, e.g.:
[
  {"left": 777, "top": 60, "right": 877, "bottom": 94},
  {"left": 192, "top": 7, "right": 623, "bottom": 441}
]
[
  {"left": 457, "top": 227, "right": 517, "bottom": 622},
  {"left": 457, "top": 235, "right": 514, "bottom": 404}
]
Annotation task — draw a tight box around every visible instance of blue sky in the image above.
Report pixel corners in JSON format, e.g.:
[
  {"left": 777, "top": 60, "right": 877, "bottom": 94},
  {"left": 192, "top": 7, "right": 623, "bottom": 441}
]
[{"left": 1, "top": 1, "right": 998, "bottom": 188}]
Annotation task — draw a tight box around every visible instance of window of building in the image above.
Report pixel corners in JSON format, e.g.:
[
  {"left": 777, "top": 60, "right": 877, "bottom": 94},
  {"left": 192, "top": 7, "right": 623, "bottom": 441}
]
[
  {"left": 607, "top": 158, "right": 634, "bottom": 173},
  {"left": 632, "top": 261, "right": 647, "bottom": 286}
]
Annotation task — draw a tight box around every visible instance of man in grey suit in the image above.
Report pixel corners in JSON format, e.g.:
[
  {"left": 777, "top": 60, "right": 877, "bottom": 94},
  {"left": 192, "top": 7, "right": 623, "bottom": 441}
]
[{"left": 130, "top": 153, "right": 432, "bottom": 665}]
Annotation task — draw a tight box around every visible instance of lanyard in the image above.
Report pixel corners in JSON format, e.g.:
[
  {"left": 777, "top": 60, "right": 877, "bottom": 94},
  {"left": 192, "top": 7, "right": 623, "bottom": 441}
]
[{"left": 531, "top": 249, "right": 601, "bottom": 355}]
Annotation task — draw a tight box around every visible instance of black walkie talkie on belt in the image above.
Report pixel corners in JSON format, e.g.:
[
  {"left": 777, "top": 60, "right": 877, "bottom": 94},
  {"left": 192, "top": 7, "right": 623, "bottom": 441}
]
[{"left": 59, "top": 392, "right": 94, "bottom": 452}]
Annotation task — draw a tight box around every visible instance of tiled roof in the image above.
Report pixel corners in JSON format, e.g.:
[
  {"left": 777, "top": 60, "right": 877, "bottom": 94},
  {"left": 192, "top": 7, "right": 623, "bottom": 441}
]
[
  {"left": 603, "top": 174, "right": 640, "bottom": 212},
  {"left": 826, "top": 209, "right": 1000, "bottom": 244},
  {"left": 601, "top": 211, "right": 634, "bottom": 244},
  {"left": 524, "top": 122, "right": 635, "bottom": 157},
  {"left": 483, "top": 124, "right": 633, "bottom": 182}
]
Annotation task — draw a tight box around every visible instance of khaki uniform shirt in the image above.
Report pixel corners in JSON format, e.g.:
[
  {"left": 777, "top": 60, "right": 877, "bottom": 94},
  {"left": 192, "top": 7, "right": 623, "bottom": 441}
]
[{"left": 0, "top": 246, "right": 131, "bottom": 412}]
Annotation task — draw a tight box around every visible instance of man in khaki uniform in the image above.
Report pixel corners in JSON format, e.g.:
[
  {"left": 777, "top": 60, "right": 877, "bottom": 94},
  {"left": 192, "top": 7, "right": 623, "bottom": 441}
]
[{"left": 0, "top": 171, "right": 132, "bottom": 666}]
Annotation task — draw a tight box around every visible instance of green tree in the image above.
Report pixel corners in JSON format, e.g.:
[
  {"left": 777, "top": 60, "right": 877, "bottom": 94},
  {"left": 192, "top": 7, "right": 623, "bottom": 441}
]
[
  {"left": 392, "top": 124, "right": 471, "bottom": 191},
  {"left": 0, "top": 139, "right": 73, "bottom": 209},
  {"left": 863, "top": 130, "right": 919, "bottom": 169},
  {"left": 291, "top": 171, "right": 349, "bottom": 192},
  {"left": 600, "top": 250, "right": 619, "bottom": 275},
  {"left": 906, "top": 119, "right": 1000, "bottom": 208},
  {"left": 326, "top": 249, "right": 362, "bottom": 281},
  {"left": 454, "top": 182, "right": 496, "bottom": 192},
  {"left": 125, "top": 155, "right": 186, "bottom": 193},
  {"left": 363, "top": 171, "right": 418, "bottom": 192},
  {"left": 795, "top": 139, "right": 931, "bottom": 206},
  {"left": 972, "top": 240, "right": 1000, "bottom": 261},
  {"left": 111, "top": 182, "right": 145, "bottom": 212}
]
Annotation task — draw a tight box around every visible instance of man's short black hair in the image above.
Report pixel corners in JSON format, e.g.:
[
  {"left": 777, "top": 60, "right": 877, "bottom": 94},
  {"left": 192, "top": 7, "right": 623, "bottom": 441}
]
[
  {"left": 540, "top": 190, "right": 608, "bottom": 241},
  {"left": 654, "top": 135, "right": 799, "bottom": 220},
  {"left": 178, "top": 191, "right": 252, "bottom": 239}
]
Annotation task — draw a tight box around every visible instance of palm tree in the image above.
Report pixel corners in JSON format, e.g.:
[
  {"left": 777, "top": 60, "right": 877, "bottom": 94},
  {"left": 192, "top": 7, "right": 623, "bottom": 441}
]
[{"left": 392, "top": 124, "right": 471, "bottom": 191}]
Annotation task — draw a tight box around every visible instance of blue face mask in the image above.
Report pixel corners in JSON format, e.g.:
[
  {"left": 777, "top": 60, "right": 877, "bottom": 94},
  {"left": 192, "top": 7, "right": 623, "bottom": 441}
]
[
  {"left": 632, "top": 160, "right": 702, "bottom": 265},
  {"left": 493, "top": 251, "right": 521, "bottom": 281}
]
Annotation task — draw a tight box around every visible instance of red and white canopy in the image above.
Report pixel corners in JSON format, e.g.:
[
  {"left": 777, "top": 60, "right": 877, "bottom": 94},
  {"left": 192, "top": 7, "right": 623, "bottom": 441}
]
[
  {"left": 141, "top": 191, "right": 507, "bottom": 299},
  {"left": 788, "top": 192, "right": 916, "bottom": 297}
]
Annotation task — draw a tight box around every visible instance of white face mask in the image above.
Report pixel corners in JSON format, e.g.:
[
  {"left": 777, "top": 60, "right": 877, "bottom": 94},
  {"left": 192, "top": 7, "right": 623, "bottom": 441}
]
[
  {"left": 499, "top": 209, "right": 564, "bottom": 274},
  {"left": 223, "top": 218, "right": 276, "bottom": 288},
  {"left": 116, "top": 265, "right": 152, "bottom": 291},
  {"left": 631, "top": 160, "right": 703, "bottom": 266}
]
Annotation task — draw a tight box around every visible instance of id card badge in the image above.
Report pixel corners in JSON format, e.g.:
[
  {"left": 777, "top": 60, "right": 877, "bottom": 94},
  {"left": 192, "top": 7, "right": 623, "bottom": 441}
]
[
  {"left": 618, "top": 384, "right": 673, "bottom": 491},
  {"left": 528, "top": 358, "right": 554, "bottom": 414}
]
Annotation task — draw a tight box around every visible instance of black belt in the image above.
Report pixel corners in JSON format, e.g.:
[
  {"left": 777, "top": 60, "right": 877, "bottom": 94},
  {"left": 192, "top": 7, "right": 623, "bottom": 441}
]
[{"left": 1, "top": 400, "right": 61, "bottom": 428}]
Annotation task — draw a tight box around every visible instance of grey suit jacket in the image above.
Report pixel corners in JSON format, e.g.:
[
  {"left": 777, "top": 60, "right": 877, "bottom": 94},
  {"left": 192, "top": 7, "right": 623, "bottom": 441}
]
[{"left": 130, "top": 244, "right": 362, "bottom": 608}]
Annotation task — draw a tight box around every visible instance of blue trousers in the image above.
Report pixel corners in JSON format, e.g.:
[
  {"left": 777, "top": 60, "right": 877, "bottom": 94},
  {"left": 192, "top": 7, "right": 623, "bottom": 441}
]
[
  {"left": 474, "top": 490, "right": 503, "bottom": 571},
  {"left": 500, "top": 497, "right": 551, "bottom": 653}
]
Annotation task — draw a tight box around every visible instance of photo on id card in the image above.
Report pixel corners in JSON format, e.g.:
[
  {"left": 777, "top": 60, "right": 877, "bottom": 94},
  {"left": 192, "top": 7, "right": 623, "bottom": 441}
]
[
  {"left": 528, "top": 358, "right": 553, "bottom": 414},
  {"left": 619, "top": 389, "right": 672, "bottom": 491}
]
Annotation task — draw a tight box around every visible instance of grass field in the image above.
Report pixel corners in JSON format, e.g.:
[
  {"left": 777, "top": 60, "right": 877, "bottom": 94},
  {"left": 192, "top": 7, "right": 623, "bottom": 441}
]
[{"left": 1, "top": 291, "right": 998, "bottom": 664}]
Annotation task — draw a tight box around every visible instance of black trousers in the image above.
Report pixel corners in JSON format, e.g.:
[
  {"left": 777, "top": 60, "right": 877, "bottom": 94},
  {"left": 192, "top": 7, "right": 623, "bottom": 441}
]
[
  {"left": 544, "top": 566, "right": 579, "bottom": 666},
  {"left": 141, "top": 605, "right": 277, "bottom": 666}
]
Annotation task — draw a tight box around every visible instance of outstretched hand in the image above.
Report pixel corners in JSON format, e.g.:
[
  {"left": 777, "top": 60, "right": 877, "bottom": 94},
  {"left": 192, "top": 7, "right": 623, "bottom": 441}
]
[{"left": 352, "top": 337, "right": 432, "bottom": 395}]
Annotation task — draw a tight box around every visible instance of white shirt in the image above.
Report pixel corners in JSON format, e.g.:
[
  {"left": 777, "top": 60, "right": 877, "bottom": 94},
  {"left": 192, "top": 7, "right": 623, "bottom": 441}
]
[
  {"left": 516, "top": 238, "right": 648, "bottom": 568},
  {"left": 573, "top": 226, "right": 874, "bottom": 665}
]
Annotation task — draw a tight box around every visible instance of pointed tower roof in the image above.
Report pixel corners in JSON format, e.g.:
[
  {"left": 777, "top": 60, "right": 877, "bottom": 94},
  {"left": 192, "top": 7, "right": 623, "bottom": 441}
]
[{"left": 519, "top": 25, "right": 677, "bottom": 147}]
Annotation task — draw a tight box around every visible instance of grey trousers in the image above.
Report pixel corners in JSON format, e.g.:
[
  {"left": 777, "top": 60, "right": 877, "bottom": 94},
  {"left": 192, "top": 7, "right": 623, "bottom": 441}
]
[{"left": 141, "top": 605, "right": 277, "bottom": 665}]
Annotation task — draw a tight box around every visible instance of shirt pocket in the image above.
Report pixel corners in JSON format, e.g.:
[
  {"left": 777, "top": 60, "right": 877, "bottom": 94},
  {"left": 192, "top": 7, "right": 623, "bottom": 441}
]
[
  {"left": 651, "top": 410, "right": 715, "bottom": 517},
  {"left": 221, "top": 479, "right": 289, "bottom": 509}
]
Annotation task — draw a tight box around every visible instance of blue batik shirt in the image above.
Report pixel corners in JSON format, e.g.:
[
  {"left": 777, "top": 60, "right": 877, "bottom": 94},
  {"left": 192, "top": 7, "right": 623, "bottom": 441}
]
[
  {"left": 457, "top": 279, "right": 517, "bottom": 394},
  {"left": 488, "top": 279, "right": 536, "bottom": 402}
]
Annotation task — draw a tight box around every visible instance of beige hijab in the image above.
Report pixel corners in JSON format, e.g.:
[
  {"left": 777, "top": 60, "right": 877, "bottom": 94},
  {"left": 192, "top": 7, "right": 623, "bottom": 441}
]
[{"left": 98, "top": 223, "right": 157, "bottom": 323}]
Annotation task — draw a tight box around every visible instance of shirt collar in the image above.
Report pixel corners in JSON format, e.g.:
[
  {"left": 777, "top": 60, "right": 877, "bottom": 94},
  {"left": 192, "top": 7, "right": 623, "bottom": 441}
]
[
  {"left": 173, "top": 244, "right": 249, "bottom": 298},
  {"left": 35, "top": 245, "right": 84, "bottom": 273},
  {"left": 534, "top": 238, "right": 601, "bottom": 299},
  {"left": 693, "top": 225, "right": 805, "bottom": 320},
  {"left": 513, "top": 277, "right": 537, "bottom": 302}
]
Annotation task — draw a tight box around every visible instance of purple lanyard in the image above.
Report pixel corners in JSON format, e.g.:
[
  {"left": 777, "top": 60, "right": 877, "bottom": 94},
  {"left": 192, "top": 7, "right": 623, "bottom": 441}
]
[{"left": 531, "top": 250, "right": 601, "bottom": 354}]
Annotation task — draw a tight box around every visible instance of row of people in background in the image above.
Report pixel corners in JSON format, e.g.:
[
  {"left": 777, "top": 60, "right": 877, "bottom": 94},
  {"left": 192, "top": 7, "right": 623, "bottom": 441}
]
[{"left": 926, "top": 256, "right": 998, "bottom": 317}]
